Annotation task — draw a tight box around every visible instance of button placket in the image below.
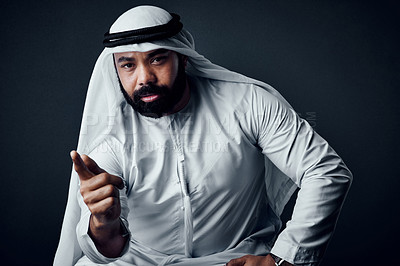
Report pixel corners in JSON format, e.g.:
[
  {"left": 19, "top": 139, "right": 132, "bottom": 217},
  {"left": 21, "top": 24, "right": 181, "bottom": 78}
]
[{"left": 168, "top": 118, "right": 193, "bottom": 257}]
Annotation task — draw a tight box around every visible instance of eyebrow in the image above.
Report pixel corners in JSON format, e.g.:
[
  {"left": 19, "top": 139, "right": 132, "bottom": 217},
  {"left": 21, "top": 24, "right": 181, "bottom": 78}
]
[
  {"left": 116, "top": 49, "right": 170, "bottom": 64},
  {"left": 117, "top": 56, "right": 133, "bottom": 63},
  {"left": 147, "top": 49, "right": 169, "bottom": 59}
]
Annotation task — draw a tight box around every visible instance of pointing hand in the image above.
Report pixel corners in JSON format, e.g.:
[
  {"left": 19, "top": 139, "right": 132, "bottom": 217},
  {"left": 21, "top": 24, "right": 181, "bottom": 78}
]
[{"left": 71, "top": 150, "right": 124, "bottom": 228}]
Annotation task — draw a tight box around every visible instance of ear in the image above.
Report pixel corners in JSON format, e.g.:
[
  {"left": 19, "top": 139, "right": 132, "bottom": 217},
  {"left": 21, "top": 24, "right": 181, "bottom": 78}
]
[
  {"left": 182, "top": 56, "right": 188, "bottom": 68},
  {"left": 178, "top": 54, "right": 188, "bottom": 68}
]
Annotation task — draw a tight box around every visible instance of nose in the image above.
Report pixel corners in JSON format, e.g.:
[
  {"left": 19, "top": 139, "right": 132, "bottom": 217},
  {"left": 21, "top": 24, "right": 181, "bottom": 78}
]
[{"left": 136, "top": 64, "right": 156, "bottom": 87}]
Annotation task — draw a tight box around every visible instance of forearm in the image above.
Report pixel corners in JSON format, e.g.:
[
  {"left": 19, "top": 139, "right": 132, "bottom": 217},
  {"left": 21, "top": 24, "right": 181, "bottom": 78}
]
[
  {"left": 271, "top": 149, "right": 352, "bottom": 264},
  {"left": 254, "top": 93, "right": 352, "bottom": 263}
]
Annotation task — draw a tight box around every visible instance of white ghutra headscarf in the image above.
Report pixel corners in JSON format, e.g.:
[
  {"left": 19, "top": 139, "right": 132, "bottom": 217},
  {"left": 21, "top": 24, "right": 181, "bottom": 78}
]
[{"left": 54, "top": 6, "right": 296, "bottom": 265}]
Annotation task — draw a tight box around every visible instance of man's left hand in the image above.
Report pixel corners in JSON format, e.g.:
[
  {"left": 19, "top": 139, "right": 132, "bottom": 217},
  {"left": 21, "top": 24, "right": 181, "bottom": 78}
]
[{"left": 226, "top": 254, "right": 293, "bottom": 266}]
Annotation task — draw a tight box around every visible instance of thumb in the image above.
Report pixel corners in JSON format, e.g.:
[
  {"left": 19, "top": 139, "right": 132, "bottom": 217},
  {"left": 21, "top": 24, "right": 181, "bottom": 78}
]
[
  {"left": 70, "top": 150, "right": 94, "bottom": 180},
  {"left": 81, "top": 154, "right": 105, "bottom": 175},
  {"left": 226, "top": 257, "right": 246, "bottom": 266}
]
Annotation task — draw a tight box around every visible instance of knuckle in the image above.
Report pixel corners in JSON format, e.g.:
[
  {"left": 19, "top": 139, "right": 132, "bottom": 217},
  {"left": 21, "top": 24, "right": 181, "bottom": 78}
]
[
  {"left": 97, "top": 173, "right": 106, "bottom": 182},
  {"left": 89, "top": 206, "right": 100, "bottom": 215},
  {"left": 104, "top": 184, "right": 115, "bottom": 195},
  {"left": 105, "top": 196, "right": 120, "bottom": 208},
  {"left": 79, "top": 186, "right": 87, "bottom": 197},
  {"left": 81, "top": 154, "right": 89, "bottom": 164},
  {"left": 99, "top": 173, "right": 111, "bottom": 184},
  {"left": 83, "top": 196, "right": 91, "bottom": 205},
  {"left": 107, "top": 196, "right": 117, "bottom": 206}
]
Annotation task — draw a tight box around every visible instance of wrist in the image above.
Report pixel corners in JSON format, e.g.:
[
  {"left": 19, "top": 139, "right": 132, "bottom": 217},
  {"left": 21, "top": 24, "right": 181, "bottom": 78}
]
[
  {"left": 89, "top": 215, "right": 121, "bottom": 240},
  {"left": 270, "top": 253, "right": 293, "bottom": 266},
  {"left": 88, "top": 215, "right": 128, "bottom": 257}
]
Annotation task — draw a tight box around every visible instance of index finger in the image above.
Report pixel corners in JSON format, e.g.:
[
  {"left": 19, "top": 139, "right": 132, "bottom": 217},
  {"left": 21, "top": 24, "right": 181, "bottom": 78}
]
[{"left": 70, "top": 150, "right": 94, "bottom": 180}]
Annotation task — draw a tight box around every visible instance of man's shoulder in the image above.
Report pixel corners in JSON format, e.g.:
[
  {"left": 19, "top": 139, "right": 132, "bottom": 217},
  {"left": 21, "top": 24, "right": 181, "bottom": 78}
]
[
  {"left": 194, "top": 76, "right": 254, "bottom": 92},
  {"left": 191, "top": 75, "right": 278, "bottom": 112}
]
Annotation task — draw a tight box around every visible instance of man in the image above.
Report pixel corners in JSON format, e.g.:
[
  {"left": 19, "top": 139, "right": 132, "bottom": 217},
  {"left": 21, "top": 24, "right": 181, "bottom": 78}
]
[{"left": 55, "top": 6, "right": 352, "bottom": 266}]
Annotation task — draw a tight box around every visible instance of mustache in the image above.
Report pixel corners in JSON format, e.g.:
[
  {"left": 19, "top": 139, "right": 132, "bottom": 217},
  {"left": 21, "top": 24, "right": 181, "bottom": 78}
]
[{"left": 134, "top": 84, "right": 167, "bottom": 98}]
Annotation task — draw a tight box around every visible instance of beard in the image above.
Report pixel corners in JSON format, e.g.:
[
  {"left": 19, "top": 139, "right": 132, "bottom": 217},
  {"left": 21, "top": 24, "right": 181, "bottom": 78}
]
[{"left": 119, "top": 59, "right": 187, "bottom": 118}]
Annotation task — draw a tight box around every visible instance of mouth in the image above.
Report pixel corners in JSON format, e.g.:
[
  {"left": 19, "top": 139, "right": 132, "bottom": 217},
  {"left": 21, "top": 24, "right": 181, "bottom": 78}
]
[{"left": 141, "top": 94, "right": 161, "bottom": 103}]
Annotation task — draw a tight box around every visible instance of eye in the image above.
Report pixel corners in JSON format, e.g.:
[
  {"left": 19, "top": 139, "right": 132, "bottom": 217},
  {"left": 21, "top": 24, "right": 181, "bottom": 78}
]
[
  {"left": 121, "top": 63, "right": 134, "bottom": 69},
  {"left": 151, "top": 56, "right": 167, "bottom": 65}
]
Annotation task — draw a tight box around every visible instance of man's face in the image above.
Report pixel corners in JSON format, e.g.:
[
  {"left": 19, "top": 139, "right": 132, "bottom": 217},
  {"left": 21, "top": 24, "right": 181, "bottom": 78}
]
[{"left": 113, "top": 49, "right": 187, "bottom": 118}]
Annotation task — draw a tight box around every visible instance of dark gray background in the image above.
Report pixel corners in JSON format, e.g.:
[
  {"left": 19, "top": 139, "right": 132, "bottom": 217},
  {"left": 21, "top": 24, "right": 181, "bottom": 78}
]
[{"left": 0, "top": 0, "right": 399, "bottom": 265}]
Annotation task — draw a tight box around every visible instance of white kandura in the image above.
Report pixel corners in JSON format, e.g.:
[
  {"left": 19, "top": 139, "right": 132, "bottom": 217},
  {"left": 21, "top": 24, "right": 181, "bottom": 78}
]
[{"left": 54, "top": 6, "right": 352, "bottom": 266}]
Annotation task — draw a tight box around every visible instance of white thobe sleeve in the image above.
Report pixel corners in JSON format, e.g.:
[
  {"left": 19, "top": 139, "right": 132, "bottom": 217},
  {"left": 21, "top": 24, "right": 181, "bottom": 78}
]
[
  {"left": 75, "top": 140, "right": 131, "bottom": 264},
  {"left": 250, "top": 86, "right": 352, "bottom": 265}
]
